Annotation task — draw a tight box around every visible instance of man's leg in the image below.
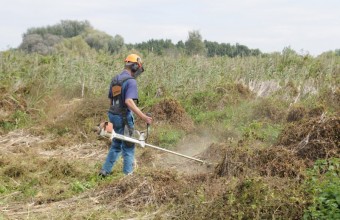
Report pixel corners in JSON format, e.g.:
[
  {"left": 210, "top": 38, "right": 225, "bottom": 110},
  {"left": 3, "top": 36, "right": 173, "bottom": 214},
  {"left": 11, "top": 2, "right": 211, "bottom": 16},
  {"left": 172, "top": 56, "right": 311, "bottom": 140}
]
[
  {"left": 100, "top": 113, "right": 124, "bottom": 176},
  {"left": 122, "top": 113, "right": 135, "bottom": 175},
  {"left": 122, "top": 144, "right": 135, "bottom": 175},
  {"left": 101, "top": 140, "right": 122, "bottom": 174}
]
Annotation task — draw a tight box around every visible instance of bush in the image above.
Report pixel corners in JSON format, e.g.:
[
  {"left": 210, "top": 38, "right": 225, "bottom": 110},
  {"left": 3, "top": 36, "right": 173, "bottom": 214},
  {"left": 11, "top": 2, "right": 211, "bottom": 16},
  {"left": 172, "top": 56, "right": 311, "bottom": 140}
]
[
  {"left": 19, "top": 34, "right": 62, "bottom": 54},
  {"left": 304, "top": 158, "right": 340, "bottom": 219},
  {"left": 24, "top": 20, "right": 91, "bottom": 38},
  {"left": 84, "top": 30, "right": 114, "bottom": 52}
]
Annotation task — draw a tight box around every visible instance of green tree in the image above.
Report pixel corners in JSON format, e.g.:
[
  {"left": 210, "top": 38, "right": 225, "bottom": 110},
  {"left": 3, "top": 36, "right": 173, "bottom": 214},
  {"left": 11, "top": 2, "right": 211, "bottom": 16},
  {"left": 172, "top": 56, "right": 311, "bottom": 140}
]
[
  {"left": 185, "top": 30, "right": 205, "bottom": 56},
  {"left": 55, "top": 36, "right": 91, "bottom": 57},
  {"left": 175, "top": 40, "right": 185, "bottom": 54},
  {"left": 131, "top": 39, "right": 175, "bottom": 55},
  {"left": 19, "top": 33, "right": 62, "bottom": 54},
  {"left": 204, "top": 40, "right": 218, "bottom": 57},
  {"left": 335, "top": 49, "right": 340, "bottom": 56},
  {"left": 59, "top": 20, "right": 91, "bottom": 38},
  {"left": 235, "top": 43, "right": 250, "bottom": 57},
  {"left": 24, "top": 20, "right": 91, "bottom": 38},
  {"left": 20, "top": 20, "right": 91, "bottom": 54},
  {"left": 108, "top": 34, "right": 125, "bottom": 54},
  {"left": 204, "top": 40, "right": 260, "bottom": 57},
  {"left": 219, "top": 43, "right": 232, "bottom": 57},
  {"left": 176, "top": 40, "right": 185, "bottom": 49},
  {"left": 250, "top": 49, "right": 261, "bottom": 56},
  {"left": 84, "top": 29, "right": 114, "bottom": 51}
]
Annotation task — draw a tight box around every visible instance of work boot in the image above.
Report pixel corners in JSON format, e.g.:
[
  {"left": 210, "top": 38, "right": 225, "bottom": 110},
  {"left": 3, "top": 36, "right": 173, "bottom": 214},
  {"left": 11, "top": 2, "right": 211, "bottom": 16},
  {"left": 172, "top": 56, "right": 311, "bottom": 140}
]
[{"left": 98, "top": 169, "right": 110, "bottom": 178}]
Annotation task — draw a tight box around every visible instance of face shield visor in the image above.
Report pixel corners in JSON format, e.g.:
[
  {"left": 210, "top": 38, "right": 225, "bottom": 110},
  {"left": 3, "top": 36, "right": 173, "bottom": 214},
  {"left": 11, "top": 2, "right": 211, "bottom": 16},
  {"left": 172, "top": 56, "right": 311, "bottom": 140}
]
[{"left": 133, "top": 65, "right": 144, "bottom": 78}]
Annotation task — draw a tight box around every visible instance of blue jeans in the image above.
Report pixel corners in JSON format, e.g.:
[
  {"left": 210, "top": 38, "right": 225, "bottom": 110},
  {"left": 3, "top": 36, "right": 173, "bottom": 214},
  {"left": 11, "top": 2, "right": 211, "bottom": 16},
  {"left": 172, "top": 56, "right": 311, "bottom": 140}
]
[{"left": 102, "top": 112, "right": 135, "bottom": 175}]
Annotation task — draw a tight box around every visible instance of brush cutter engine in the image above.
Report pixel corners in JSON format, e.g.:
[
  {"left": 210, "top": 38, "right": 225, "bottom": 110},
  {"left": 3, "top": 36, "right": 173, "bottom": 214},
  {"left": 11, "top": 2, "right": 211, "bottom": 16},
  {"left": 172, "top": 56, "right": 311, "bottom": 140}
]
[{"left": 95, "top": 121, "right": 146, "bottom": 147}]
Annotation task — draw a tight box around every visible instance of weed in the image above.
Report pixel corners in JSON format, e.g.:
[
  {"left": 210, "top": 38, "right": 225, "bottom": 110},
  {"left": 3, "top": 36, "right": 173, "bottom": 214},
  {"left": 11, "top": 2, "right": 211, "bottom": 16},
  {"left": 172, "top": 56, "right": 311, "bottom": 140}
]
[
  {"left": 242, "top": 121, "right": 283, "bottom": 144},
  {"left": 252, "top": 97, "right": 287, "bottom": 122},
  {"left": 0, "top": 121, "right": 16, "bottom": 132},
  {"left": 194, "top": 110, "right": 227, "bottom": 124},
  {"left": 3, "top": 164, "right": 26, "bottom": 178},
  {"left": 0, "top": 185, "right": 7, "bottom": 194},
  {"left": 71, "top": 180, "right": 93, "bottom": 193},
  {"left": 156, "top": 126, "right": 184, "bottom": 148},
  {"left": 304, "top": 158, "right": 340, "bottom": 219},
  {"left": 287, "top": 105, "right": 307, "bottom": 122}
]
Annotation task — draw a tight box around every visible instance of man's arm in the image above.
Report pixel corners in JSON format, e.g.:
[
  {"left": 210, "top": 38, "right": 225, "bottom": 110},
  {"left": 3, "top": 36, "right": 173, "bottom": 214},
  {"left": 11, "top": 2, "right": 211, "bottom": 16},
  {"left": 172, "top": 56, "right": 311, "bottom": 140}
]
[{"left": 125, "top": 98, "right": 152, "bottom": 124}]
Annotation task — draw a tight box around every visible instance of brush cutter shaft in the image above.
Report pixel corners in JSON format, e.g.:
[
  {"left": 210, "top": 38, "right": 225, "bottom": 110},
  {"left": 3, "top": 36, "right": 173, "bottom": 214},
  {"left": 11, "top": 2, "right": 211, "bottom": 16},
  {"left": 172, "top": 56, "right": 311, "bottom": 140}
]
[
  {"left": 100, "top": 128, "right": 145, "bottom": 147},
  {"left": 99, "top": 128, "right": 206, "bottom": 164},
  {"left": 144, "top": 143, "right": 206, "bottom": 164}
]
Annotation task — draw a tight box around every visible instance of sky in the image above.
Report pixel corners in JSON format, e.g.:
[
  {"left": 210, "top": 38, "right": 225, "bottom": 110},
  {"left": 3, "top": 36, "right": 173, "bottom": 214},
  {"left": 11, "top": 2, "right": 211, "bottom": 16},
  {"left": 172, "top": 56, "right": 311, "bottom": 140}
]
[{"left": 0, "top": 0, "right": 339, "bottom": 56}]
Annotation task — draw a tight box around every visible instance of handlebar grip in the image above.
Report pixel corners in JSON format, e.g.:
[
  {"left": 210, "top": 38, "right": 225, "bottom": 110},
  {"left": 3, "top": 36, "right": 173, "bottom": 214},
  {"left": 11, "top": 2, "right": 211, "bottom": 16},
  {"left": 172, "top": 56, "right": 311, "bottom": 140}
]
[{"left": 146, "top": 113, "right": 152, "bottom": 125}]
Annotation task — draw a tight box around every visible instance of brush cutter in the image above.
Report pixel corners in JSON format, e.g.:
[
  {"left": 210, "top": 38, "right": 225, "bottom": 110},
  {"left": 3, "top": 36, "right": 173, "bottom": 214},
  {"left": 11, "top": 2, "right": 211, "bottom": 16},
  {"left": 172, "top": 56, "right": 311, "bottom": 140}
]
[{"left": 94, "top": 121, "right": 212, "bottom": 165}]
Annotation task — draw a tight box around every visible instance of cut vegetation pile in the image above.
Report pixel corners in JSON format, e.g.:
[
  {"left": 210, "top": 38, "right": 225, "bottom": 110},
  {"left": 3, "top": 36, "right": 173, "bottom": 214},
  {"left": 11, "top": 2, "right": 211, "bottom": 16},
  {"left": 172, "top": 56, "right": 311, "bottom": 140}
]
[
  {"left": 150, "top": 98, "right": 194, "bottom": 131},
  {"left": 278, "top": 115, "right": 340, "bottom": 161},
  {"left": 215, "top": 115, "right": 339, "bottom": 179},
  {"left": 214, "top": 144, "right": 306, "bottom": 179},
  {"left": 98, "top": 169, "right": 184, "bottom": 210}
]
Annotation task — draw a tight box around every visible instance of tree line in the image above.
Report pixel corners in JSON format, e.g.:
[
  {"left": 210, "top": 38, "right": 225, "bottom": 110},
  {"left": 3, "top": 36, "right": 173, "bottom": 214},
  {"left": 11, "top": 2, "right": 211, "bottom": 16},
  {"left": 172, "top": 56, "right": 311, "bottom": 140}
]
[
  {"left": 18, "top": 20, "right": 263, "bottom": 57},
  {"left": 18, "top": 20, "right": 339, "bottom": 57}
]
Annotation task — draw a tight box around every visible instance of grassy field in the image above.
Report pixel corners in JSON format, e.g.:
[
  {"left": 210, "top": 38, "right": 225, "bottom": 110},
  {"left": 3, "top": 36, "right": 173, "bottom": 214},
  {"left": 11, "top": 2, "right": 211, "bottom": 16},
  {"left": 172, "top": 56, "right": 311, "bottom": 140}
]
[{"left": 0, "top": 48, "right": 339, "bottom": 219}]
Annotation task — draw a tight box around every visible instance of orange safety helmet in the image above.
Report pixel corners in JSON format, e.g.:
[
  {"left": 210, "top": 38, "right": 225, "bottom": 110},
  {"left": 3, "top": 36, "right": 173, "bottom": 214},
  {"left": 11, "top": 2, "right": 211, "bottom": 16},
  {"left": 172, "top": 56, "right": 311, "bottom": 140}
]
[
  {"left": 125, "top": 54, "right": 142, "bottom": 67},
  {"left": 124, "top": 54, "right": 144, "bottom": 74}
]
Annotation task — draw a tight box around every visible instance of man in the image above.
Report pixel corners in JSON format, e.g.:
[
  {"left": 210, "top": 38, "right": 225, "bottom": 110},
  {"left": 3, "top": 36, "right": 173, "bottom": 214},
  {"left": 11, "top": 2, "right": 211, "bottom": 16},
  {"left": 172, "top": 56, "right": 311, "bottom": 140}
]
[{"left": 99, "top": 54, "right": 152, "bottom": 177}]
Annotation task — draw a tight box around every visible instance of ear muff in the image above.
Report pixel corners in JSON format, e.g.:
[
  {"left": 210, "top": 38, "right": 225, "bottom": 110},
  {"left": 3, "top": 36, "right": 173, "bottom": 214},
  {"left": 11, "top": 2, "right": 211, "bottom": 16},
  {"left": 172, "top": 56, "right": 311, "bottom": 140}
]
[{"left": 131, "top": 63, "right": 139, "bottom": 72}]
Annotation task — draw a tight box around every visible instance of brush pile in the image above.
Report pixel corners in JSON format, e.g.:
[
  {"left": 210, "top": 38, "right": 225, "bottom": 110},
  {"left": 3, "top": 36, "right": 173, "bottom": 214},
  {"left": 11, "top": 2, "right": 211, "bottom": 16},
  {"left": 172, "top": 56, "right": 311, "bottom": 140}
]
[
  {"left": 278, "top": 115, "right": 340, "bottom": 161},
  {"left": 150, "top": 98, "right": 194, "bottom": 131}
]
